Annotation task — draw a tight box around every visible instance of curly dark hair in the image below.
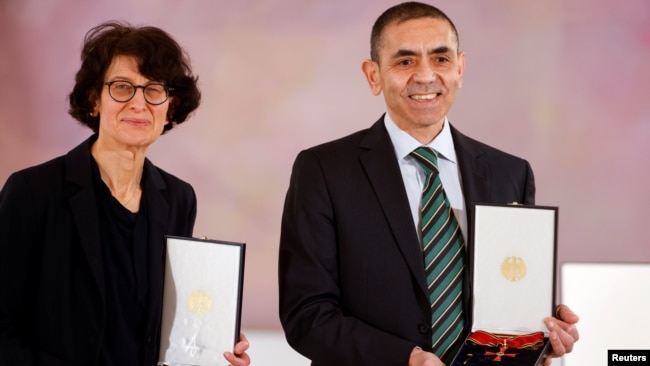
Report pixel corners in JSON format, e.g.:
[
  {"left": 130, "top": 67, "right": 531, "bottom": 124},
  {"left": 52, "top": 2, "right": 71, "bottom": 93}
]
[
  {"left": 370, "top": 2, "right": 459, "bottom": 64},
  {"left": 68, "top": 21, "right": 201, "bottom": 133}
]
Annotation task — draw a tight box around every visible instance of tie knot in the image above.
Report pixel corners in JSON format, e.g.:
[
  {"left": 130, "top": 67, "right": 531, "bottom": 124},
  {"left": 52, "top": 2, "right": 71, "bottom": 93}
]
[{"left": 411, "top": 146, "right": 439, "bottom": 175}]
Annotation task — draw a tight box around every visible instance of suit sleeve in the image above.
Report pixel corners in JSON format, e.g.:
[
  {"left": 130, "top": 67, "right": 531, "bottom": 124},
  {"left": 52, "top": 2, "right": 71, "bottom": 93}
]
[
  {"left": 181, "top": 184, "right": 197, "bottom": 237},
  {"left": 523, "top": 159, "right": 535, "bottom": 205},
  {"left": 278, "top": 150, "right": 416, "bottom": 365},
  {"left": 0, "top": 173, "right": 71, "bottom": 366}
]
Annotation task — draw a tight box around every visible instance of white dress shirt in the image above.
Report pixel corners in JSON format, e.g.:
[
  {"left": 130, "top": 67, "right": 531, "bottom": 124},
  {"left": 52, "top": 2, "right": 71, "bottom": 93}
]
[{"left": 384, "top": 114, "right": 468, "bottom": 243}]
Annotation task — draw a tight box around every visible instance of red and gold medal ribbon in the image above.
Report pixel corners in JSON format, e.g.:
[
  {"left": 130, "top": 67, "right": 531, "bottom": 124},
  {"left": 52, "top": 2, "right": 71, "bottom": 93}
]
[{"left": 467, "top": 330, "right": 545, "bottom": 350}]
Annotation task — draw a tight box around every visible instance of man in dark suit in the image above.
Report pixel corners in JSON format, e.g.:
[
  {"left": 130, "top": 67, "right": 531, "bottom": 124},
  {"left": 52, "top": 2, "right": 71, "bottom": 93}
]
[{"left": 278, "top": 2, "right": 579, "bottom": 365}]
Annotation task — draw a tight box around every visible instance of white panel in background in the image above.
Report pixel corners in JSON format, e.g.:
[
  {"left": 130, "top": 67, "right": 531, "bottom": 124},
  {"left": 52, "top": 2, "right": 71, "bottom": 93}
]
[{"left": 561, "top": 262, "right": 650, "bottom": 366}]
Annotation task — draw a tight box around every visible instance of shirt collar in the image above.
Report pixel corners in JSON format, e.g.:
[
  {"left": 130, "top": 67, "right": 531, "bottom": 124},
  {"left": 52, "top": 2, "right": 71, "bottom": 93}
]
[{"left": 384, "top": 113, "right": 458, "bottom": 164}]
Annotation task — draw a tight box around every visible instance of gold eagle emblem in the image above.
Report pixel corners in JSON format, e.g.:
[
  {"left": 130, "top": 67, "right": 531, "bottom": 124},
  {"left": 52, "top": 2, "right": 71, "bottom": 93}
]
[
  {"left": 500, "top": 256, "right": 526, "bottom": 282},
  {"left": 187, "top": 289, "right": 212, "bottom": 316}
]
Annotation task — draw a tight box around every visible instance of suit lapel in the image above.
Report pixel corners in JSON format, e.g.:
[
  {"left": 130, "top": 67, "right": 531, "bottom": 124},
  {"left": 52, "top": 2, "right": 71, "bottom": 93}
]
[
  {"left": 450, "top": 124, "right": 490, "bottom": 326},
  {"left": 451, "top": 124, "right": 489, "bottom": 208},
  {"left": 358, "top": 119, "right": 429, "bottom": 299},
  {"left": 141, "top": 159, "right": 169, "bottom": 335},
  {"left": 65, "top": 135, "right": 106, "bottom": 303}
]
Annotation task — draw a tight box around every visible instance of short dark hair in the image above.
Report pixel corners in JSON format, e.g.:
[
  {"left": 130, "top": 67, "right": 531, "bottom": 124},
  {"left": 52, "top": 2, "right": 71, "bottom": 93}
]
[
  {"left": 68, "top": 21, "right": 201, "bottom": 133},
  {"left": 370, "top": 2, "right": 459, "bottom": 64}
]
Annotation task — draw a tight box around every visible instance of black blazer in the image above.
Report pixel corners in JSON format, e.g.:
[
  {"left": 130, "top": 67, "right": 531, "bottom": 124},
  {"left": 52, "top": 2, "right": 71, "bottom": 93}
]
[
  {"left": 0, "top": 135, "right": 197, "bottom": 366},
  {"left": 278, "top": 117, "right": 535, "bottom": 366}
]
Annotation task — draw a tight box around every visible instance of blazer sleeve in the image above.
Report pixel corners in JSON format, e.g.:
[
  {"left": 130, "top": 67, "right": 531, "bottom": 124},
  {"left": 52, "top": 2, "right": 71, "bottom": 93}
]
[
  {"left": 278, "top": 149, "right": 417, "bottom": 366},
  {"left": 0, "top": 172, "right": 72, "bottom": 366},
  {"left": 523, "top": 159, "right": 535, "bottom": 205}
]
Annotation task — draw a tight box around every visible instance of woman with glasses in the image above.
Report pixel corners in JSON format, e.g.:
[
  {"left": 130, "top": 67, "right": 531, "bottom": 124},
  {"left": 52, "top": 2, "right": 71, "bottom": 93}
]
[{"left": 0, "top": 21, "right": 250, "bottom": 366}]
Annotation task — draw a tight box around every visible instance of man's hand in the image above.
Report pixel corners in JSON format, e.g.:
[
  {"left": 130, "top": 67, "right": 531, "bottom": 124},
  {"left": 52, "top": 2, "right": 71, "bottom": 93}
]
[
  {"left": 408, "top": 347, "right": 446, "bottom": 366},
  {"left": 543, "top": 304, "right": 580, "bottom": 365},
  {"left": 224, "top": 332, "right": 251, "bottom": 366}
]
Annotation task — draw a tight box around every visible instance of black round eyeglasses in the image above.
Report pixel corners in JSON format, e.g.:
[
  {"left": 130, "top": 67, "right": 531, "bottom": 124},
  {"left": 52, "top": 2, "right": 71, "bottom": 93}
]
[{"left": 104, "top": 80, "right": 173, "bottom": 105}]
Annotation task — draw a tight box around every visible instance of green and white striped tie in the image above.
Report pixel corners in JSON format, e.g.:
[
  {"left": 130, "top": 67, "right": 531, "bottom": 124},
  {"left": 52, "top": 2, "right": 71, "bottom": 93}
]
[{"left": 411, "top": 146, "right": 465, "bottom": 361}]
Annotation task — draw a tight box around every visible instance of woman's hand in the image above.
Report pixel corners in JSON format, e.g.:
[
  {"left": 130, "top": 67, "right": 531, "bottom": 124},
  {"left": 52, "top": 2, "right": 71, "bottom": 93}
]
[{"left": 224, "top": 332, "right": 251, "bottom": 366}]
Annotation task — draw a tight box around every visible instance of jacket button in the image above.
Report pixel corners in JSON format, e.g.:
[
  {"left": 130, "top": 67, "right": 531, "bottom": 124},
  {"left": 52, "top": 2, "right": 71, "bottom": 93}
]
[{"left": 418, "top": 324, "right": 430, "bottom": 334}]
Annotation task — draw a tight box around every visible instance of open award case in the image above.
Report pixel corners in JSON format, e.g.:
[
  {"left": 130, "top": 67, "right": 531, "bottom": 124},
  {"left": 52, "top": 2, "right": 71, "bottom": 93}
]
[
  {"left": 158, "top": 236, "right": 246, "bottom": 366},
  {"left": 450, "top": 203, "right": 558, "bottom": 366}
]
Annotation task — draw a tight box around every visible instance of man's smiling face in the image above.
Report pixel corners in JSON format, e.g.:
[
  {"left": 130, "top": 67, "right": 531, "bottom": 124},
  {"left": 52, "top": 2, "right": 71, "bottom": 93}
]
[{"left": 363, "top": 16, "right": 465, "bottom": 142}]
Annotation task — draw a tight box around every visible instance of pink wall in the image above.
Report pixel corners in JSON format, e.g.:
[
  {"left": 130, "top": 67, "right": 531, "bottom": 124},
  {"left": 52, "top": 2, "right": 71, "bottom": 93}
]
[{"left": 1, "top": 0, "right": 649, "bottom": 329}]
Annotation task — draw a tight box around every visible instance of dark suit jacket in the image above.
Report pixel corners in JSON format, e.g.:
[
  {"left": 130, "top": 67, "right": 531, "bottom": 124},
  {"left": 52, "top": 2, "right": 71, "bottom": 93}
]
[
  {"left": 278, "top": 117, "right": 535, "bottom": 366},
  {"left": 0, "top": 135, "right": 197, "bottom": 366}
]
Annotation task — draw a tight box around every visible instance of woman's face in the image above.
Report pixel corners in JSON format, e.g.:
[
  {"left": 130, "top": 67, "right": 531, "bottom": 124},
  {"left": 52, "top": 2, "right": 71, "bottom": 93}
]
[{"left": 93, "top": 55, "right": 171, "bottom": 150}]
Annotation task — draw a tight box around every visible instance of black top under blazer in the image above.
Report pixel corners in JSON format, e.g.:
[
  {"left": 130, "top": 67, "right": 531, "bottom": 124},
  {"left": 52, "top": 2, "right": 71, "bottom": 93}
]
[
  {"left": 0, "top": 135, "right": 197, "bottom": 365},
  {"left": 279, "top": 116, "right": 535, "bottom": 366}
]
